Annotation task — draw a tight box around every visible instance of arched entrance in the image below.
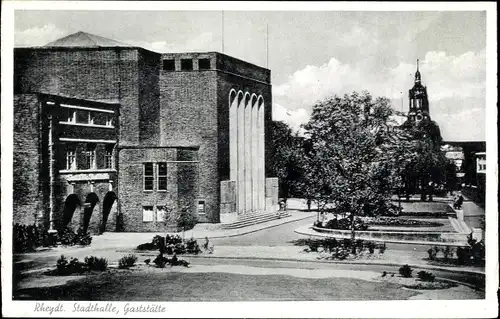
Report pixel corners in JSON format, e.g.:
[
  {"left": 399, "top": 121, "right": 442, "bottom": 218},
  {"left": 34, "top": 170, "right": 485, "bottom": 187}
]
[
  {"left": 83, "top": 192, "right": 99, "bottom": 233},
  {"left": 100, "top": 191, "right": 117, "bottom": 234},
  {"left": 61, "top": 194, "right": 81, "bottom": 230}
]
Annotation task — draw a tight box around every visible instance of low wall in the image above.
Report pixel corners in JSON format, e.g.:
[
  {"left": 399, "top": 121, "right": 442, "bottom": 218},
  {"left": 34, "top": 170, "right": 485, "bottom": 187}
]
[{"left": 311, "top": 226, "right": 468, "bottom": 246}]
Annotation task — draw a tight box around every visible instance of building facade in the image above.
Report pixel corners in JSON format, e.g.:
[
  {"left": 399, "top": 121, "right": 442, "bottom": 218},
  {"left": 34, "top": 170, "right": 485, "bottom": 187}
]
[{"left": 13, "top": 31, "right": 277, "bottom": 233}]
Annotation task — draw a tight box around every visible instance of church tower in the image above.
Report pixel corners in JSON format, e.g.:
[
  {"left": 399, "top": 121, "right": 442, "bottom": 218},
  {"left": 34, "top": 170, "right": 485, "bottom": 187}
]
[{"left": 408, "top": 59, "right": 430, "bottom": 125}]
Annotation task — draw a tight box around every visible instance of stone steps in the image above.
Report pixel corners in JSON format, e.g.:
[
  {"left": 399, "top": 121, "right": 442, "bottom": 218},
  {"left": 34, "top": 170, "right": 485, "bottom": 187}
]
[
  {"left": 221, "top": 211, "right": 292, "bottom": 229},
  {"left": 449, "top": 217, "right": 471, "bottom": 234}
]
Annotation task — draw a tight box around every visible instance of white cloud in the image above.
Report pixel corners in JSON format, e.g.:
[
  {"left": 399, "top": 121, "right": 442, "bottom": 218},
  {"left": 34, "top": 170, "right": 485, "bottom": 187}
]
[
  {"left": 273, "top": 49, "right": 486, "bottom": 141},
  {"left": 15, "top": 24, "right": 66, "bottom": 47},
  {"left": 126, "top": 32, "right": 215, "bottom": 53},
  {"left": 273, "top": 103, "right": 309, "bottom": 135}
]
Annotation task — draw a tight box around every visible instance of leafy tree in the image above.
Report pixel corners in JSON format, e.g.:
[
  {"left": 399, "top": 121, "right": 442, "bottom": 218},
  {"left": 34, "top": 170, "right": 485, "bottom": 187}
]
[
  {"left": 268, "top": 121, "right": 305, "bottom": 199},
  {"left": 301, "top": 91, "right": 414, "bottom": 253},
  {"left": 400, "top": 118, "right": 448, "bottom": 200}
]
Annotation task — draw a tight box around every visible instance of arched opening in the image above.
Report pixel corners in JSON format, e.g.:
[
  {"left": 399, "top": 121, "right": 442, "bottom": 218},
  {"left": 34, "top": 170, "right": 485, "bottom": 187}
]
[
  {"left": 237, "top": 91, "right": 246, "bottom": 213},
  {"left": 229, "top": 89, "right": 238, "bottom": 182},
  {"left": 244, "top": 92, "right": 252, "bottom": 212},
  {"left": 100, "top": 191, "right": 117, "bottom": 234},
  {"left": 61, "top": 194, "right": 81, "bottom": 230},
  {"left": 83, "top": 192, "right": 99, "bottom": 233},
  {"left": 250, "top": 94, "right": 258, "bottom": 211}
]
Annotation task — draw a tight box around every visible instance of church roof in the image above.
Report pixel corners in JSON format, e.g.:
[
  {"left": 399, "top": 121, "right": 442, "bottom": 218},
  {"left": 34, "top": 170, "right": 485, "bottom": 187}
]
[{"left": 44, "top": 31, "right": 131, "bottom": 48}]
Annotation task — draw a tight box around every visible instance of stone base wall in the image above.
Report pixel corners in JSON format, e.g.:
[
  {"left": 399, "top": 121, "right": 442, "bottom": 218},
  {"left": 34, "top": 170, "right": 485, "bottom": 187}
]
[
  {"left": 265, "top": 177, "right": 279, "bottom": 213},
  {"left": 220, "top": 180, "right": 237, "bottom": 223}
]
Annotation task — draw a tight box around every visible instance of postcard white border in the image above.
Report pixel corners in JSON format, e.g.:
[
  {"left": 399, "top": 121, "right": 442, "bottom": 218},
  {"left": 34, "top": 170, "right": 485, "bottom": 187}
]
[{"left": 1, "top": 1, "right": 498, "bottom": 318}]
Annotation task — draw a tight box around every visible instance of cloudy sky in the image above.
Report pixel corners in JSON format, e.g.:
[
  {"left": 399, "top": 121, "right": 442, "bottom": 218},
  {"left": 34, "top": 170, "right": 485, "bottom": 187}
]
[{"left": 14, "top": 10, "right": 487, "bottom": 141}]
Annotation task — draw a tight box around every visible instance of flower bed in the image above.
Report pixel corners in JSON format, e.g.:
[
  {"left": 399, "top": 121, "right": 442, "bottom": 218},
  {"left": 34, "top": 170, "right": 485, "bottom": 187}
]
[{"left": 361, "top": 217, "right": 443, "bottom": 228}]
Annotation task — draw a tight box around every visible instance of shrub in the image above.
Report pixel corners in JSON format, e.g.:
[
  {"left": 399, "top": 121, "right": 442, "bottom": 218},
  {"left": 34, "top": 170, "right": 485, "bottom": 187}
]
[
  {"left": 13, "top": 223, "right": 49, "bottom": 253},
  {"left": 333, "top": 247, "right": 350, "bottom": 260},
  {"left": 58, "top": 227, "right": 77, "bottom": 246},
  {"left": 165, "top": 234, "right": 183, "bottom": 246},
  {"left": 417, "top": 270, "right": 435, "bottom": 282},
  {"left": 313, "top": 220, "right": 323, "bottom": 228},
  {"left": 56, "top": 255, "right": 69, "bottom": 274},
  {"left": 443, "top": 246, "right": 453, "bottom": 260},
  {"left": 427, "top": 247, "right": 438, "bottom": 260},
  {"left": 153, "top": 254, "right": 168, "bottom": 268},
  {"left": 456, "top": 246, "right": 470, "bottom": 265},
  {"left": 378, "top": 242, "right": 387, "bottom": 254},
  {"left": 399, "top": 264, "right": 413, "bottom": 278},
  {"left": 152, "top": 235, "right": 165, "bottom": 248},
  {"left": 174, "top": 242, "right": 186, "bottom": 254},
  {"left": 467, "top": 233, "right": 485, "bottom": 264},
  {"left": 185, "top": 238, "right": 201, "bottom": 254},
  {"left": 75, "top": 227, "right": 92, "bottom": 246},
  {"left": 54, "top": 255, "right": 87, "bottom": 276},
  {"left": 137, "top": 242, "right": 157, "bottom": 251},
  {"left": 322, "top": 217, "right": 367, "bottom": 231},
  {"left": 367, "top": 241, "right": 376, "bottom": 254},
  {"left": 307, "top": 239, "right": 321, "bottom": 252},
  {"left": 84, "top": 256, "right": 108, "bottom": 271},
  {"left": 177, "top": 204, "right": 198, "bottom": 231},
  {"left": 323, "top": 238, "right": 338, "bottom": 253},
  {"left": 355, "top": 239, "right": 364, "bottom": 252},
  {"left": 118, "top": 254, "right": 138, "bottom": 269}
]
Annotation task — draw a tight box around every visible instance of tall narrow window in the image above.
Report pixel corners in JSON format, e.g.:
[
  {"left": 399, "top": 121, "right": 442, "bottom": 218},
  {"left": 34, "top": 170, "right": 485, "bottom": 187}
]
[
  {"left": 65, "top": 148, "right": 76, "bottom": 170},
  {"left": 156, "top": 206, "right": 167, "bottom": 223},
  {"left": 143, "top": 206, "right": 154, "bottom": 222},
  {"left": 83, "top": 144, "right": 96, "bottom": 170},
  {"left": 66, "top": 109, "right": 76, "bottom": 123},
  {"left": 158, "top": 162, "right": 167, "bottom": 191},
  {"left": 105, "top": 114, "right": 114, "bottom": 127},
  {"left": 88, "top": 111, "right": 95, "bottom": 125},
  {"left": 104, "top": 145, "right": 114, "bottom": 169},
  {"left": 77, "top": 111, "right": 88, "bottom": 123},
  {"left": 197, "top": 200, "right": 206, "bottom": 215},
  {"left": 144, "top": 163, "right": 154, "bottom": 191}
]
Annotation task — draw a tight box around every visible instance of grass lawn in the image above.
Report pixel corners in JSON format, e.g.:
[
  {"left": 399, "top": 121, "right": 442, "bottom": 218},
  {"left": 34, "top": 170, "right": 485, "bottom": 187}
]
[{"left": 14, "top": 268, "right": 418, "bottom": 301}]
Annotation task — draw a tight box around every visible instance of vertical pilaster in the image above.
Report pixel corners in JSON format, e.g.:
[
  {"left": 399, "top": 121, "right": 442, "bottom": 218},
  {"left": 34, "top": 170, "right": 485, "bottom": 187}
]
[
  {"left": 229, "top": 94, "right": 238, "bottom": 182},
  {"left": 251, "top": 98, "right": 259, "bottom": 211},
  {"left": 258, "top": 100, "right": 266, "bottom": 210},
  {"left": 237, "top": 95, "right": 246, "bottom": 214},
  {"left": 244, "top": 97, "right": 252, "bottom": 212}
]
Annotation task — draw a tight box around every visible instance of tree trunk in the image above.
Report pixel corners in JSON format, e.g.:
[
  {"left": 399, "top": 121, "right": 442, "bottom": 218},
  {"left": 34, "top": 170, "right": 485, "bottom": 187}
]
[{"left": 350, "top": 212, "right": 356, "bottom": 255}]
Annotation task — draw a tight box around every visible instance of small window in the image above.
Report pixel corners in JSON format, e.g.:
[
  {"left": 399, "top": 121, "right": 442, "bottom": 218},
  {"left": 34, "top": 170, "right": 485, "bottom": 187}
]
[
  {"left": 88, "top": 111, "right": 95, "bottom": 125},
  {"left": 144, "top": 162, "right": 154, "bottom": 191},
  {"left": 197, "top": 200, "right": 206, "bottom": 215},
  {"left": 143, "top": 206, "right": 154, "bottom": 222},
  {"left": 198, "top": 58, "right": 211, "bottom": 70},
  {"left": 66, "top": 109, "right": 76, "bottom": 123},
  {"left": 105, "top": 114, "right": 114, "bottom": 127},
  {"left": 82, "top": 144, "right": 96, "bottom": 170},
  {"left": 65, "top": 147, "right": 76, "bottom": 170},
  {"left": 181, "top": 59, "right": 193, "bottom": 71},
  {"left": 163, "top": 59, "right": 175, "bottom": 71},
  {"left": 158, "top": 162, "right": 167, "bottom": 191},
  {"left": 156, "top": 206, "right": 167, "bottom": 223},
  {"left": 76, "top": 111, "right": 88, "bottom": 124},
  {"left": 104, "top": 145, "right": 114, "bottom": 169}
]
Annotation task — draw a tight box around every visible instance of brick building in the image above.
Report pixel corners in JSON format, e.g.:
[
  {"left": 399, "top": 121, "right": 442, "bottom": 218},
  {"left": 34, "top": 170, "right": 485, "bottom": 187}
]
[{"left": 13, "top": 31, "right": 277, "bottom": 233}]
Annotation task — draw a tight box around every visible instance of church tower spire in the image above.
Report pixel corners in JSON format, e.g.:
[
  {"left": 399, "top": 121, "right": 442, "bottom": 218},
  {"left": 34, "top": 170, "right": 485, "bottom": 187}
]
[
  {"left": 407, "top": 59, "right": 430, "bottom": 125},
  {"left": 415, "top": 59, "right": 421, "bottom": 83}
]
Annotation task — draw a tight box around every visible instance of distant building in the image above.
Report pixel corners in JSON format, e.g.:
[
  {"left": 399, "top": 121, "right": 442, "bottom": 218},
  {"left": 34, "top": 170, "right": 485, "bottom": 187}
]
[
  {"left": 406, "top": 59, "right": 430, "bottom": 126},
  {"left": 13, "top": 31, "right": 278, "bottom": 233}
]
